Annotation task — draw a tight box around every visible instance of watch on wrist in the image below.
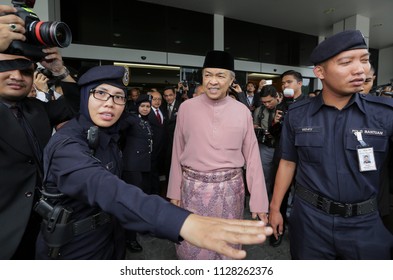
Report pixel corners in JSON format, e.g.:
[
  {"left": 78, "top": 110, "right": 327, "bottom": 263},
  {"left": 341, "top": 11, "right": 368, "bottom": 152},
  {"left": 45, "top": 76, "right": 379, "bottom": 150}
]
[{"left": 53, "top": 67, "right": 70, "bottom": 80}]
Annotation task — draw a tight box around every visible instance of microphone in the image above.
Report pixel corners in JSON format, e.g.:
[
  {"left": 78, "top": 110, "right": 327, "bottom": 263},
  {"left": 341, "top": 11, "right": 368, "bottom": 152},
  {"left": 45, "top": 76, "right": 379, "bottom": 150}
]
[
  {"left": 283, "top": 88, "right": 295, "bottom": 105},
  {"left": 283, "top": 88, "right": 294, "bottom": 98}
]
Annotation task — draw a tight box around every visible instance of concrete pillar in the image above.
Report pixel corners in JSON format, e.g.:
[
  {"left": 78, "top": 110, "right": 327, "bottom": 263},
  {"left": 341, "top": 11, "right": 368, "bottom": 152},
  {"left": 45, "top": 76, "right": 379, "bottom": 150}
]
[
  {"left": 214, "top": 14, "right": 224, "bottom": 51},
  {"left": 333, "top": 14, "right": 370, "bottom": 47}
]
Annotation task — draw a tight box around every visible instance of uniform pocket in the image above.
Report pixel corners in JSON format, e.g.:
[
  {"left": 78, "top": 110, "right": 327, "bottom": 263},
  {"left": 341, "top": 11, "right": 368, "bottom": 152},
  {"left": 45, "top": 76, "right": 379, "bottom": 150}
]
[
  {"left": 294, "top": 127, "right": 323, "bottom": 163},
  {"left": 346, "top": 131, "right": 388, "bottom": 152}
]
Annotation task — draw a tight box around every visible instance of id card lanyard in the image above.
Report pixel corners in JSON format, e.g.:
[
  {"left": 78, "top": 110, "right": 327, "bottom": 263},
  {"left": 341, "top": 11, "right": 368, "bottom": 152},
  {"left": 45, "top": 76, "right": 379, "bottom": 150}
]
[{"left": 354, "top": 131, "right": 377, "bottom": 172}]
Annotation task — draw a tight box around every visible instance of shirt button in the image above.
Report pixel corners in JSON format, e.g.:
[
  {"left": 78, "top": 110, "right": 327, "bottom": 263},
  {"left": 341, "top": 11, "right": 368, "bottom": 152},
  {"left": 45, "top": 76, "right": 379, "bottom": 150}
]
[
  {"left": 25, "top": 192, "right": 33, "bottom": 198},
  {"left": 27, "top": 159, "right": 34, "bottom": 164}
]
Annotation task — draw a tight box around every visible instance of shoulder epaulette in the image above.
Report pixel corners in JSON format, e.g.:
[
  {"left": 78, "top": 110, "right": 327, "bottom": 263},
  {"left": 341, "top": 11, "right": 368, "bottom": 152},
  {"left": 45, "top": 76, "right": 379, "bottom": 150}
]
[{"left": 360, "top": 93, "right": 393, "bottom": 108}]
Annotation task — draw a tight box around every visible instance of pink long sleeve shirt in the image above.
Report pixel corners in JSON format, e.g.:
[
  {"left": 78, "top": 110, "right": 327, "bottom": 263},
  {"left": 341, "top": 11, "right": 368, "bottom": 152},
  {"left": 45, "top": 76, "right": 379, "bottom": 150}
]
[{"left": 167, "top": 94, "right": 268, "bottom": 213}]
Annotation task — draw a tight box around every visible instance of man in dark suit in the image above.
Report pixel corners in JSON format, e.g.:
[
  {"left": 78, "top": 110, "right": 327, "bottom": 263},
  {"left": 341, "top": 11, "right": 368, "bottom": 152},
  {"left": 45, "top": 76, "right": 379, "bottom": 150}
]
[
  {"left": 0, "top": 49, "right": 78, "bottom": 259},
  {"left": 126, "top": 87, "right": 140, "bottom": 113},
  {"left": 161, "top": 86, "right": 181, "bottom": 182},
  {"left": 237, "top": 82, "right": 261, "bottom": 113},
  {"left": 148, "top": 90, "right": 167, "bottom": 196}
]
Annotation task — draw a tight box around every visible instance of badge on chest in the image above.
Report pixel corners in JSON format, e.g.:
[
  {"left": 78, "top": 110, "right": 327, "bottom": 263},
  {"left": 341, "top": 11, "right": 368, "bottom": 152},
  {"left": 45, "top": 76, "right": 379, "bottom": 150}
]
[{"left": 354, "top": 131, "right": 377, "bottom": 172}]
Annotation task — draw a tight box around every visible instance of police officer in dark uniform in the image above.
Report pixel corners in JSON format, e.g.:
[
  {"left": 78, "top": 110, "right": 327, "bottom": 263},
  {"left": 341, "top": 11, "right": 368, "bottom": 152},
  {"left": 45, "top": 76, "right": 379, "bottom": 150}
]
[
  {"left": 269, "top": 30, "right": 393, "bottom": 259},
  {"left": 35, "top": 65, "right": 273, "bottom": 259},
  {"left": 121, "top": 94, "right": 153, "bottom": 195},
  {"left": 121, "top": 94, "right": 153, "bottom": 252}
]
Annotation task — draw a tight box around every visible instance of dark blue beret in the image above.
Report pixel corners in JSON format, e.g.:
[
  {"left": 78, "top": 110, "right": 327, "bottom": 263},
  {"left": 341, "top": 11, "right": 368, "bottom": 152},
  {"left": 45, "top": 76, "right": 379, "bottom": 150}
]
[
  {"left": 77, "top": 65, "right": 129, "bottom": 91},
  {"left": 310, "top": 30, "right": 367, "bottom": 65},
  {"left": 203, "top": 50, "right": 234, "bottom": 71}
]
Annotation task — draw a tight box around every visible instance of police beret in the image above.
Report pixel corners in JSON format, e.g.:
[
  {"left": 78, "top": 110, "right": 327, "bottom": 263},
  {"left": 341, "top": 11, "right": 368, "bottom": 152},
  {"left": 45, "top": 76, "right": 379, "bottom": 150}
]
[
  {"left": 77, "top": 65, "right": 129, "bottom": 91},
  {"left": 309, "top": 30, "right": 367, "bottom": 65},
  {"left": 203, "top": 50, "right": 234, "bottom": 71}
]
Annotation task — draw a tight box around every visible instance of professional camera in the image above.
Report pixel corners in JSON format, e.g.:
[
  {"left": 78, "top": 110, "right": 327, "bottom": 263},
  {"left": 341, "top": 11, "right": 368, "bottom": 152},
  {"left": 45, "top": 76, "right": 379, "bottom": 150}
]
[
  {"left": 35, "top": 64, "right": 60, "bottom": 87},
  {"left": 254, "top": 127, "right": 273, "bottom": 146},
  {"left": 36, "top": 64, "right": 53, "bottom": 78},
  {"left": 5, "top": 0, "right": 72, "bottom": 59}
]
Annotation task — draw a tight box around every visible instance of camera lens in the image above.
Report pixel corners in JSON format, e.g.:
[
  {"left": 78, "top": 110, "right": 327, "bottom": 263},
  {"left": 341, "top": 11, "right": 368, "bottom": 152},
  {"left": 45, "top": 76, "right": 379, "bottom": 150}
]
[
  {"left": 47, "top": 22, "right": 72, "bottom": 47},
  {"left": 28, "top": 21, "right": 72, "bottom": 48}
]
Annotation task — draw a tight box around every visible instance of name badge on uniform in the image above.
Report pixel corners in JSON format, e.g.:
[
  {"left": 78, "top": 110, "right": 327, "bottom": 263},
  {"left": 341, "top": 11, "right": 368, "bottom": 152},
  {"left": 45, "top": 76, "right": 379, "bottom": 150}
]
[{"left": 354, "top": 131, "right": 377, "bottom": 172}]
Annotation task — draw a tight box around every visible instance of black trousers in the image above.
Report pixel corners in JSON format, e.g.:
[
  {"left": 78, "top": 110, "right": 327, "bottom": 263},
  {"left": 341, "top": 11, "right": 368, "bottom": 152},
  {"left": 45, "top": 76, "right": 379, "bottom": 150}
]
[{"left": 11, "top": 211, "right": 41, "bottom": 260}]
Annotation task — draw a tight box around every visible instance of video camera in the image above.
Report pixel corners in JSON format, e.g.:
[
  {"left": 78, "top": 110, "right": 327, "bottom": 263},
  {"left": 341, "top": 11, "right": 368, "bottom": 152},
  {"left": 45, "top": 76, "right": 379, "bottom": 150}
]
[
  {"left": 36, "top": 63, "right": 53, "bottom": 77},
  {"left": 5, "top": 0, "right": 72, "bottom": 60}
]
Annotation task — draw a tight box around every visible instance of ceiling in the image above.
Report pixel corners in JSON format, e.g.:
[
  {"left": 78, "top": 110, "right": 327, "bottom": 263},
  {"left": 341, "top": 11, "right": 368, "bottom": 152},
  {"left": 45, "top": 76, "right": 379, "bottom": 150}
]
[{"left": 141, "top": 0, "right": 393, "bottom": 50}]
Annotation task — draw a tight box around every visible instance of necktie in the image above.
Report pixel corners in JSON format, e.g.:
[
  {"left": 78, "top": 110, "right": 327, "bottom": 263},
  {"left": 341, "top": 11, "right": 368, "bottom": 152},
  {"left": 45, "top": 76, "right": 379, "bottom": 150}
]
[
  {"left": 168, "top": 104, "right": 172, "bottom": 119},
  {"left": 155, "top": 109, "right": 162, "bottom": 124},
  {"left": 45, "top": 88, "right": 55, "bottom": 101}
]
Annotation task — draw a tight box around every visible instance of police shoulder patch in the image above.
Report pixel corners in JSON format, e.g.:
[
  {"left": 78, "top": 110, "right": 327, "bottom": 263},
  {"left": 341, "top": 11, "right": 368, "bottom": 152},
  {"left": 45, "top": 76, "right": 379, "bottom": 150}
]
[{"left": 123, "top": 67, "right": 130, "bottom": 87}]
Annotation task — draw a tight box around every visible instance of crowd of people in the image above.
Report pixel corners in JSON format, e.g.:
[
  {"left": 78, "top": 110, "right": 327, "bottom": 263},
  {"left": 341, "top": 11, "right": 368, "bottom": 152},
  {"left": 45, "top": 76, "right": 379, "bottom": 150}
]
[
  {"left": 1, "top": 2, "right": 392, "bottom": 260},
  {"left": 0, "top": 3, "right": 271, "bottom": 260}
]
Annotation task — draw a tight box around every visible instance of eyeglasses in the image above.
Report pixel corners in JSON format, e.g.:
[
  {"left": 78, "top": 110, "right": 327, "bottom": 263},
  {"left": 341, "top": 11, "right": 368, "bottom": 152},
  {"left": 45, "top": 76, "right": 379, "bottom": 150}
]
[{"left": 90, "top": 89, "right": 126, "bottom": 105}]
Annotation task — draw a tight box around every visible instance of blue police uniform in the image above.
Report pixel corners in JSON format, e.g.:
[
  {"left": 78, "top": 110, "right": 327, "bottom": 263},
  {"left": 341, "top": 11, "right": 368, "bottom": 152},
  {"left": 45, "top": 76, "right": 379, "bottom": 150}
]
[
  {"left": 121, "top": 113, "right": 153, "bottom": 190},
  {"left": 35, "top": 66, "right": 190, "bottom": 259},
  {"left": 121, "top": 95, "right": 153, "bottom": 193},
  {"left": 281, "top": 93, "right": 393, "bottom": 259}
]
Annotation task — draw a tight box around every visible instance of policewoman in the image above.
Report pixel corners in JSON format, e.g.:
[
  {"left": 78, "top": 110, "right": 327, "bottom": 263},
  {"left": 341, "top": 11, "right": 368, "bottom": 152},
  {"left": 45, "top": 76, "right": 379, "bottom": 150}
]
[
  {"left": 121, "top": 94, "right": 153, "bottom": 194},
  {"left": 269, "top": 30, "right": 393, "bottom": 259},
  {"left": 35, "top": 65, "right": 273, "bottom": 260},
  {"left": 121, "top": 94, "right": 153, "bottom": 252}
]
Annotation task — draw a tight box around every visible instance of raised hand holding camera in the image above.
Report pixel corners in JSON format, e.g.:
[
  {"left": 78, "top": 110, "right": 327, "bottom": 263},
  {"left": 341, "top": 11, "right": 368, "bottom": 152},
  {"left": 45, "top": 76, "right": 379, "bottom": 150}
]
[
  {"left": 4, "top": 0, "right": 72, "bottom": 60},
  {"left": 39, "top": 47, "right": 73, "bottom": 82},
  {"left": 274, "top": 109, "right": 284, "bottom": 123},
  {"left": 0, "top": 4, "right": 26, "bottom": 52}
]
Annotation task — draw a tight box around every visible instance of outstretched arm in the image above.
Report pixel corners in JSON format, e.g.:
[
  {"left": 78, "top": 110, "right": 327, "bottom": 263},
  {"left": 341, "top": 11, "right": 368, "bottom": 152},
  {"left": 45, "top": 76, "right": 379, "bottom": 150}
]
[{"left": 180, "top": 214, "right": 273, "bottom": 259}]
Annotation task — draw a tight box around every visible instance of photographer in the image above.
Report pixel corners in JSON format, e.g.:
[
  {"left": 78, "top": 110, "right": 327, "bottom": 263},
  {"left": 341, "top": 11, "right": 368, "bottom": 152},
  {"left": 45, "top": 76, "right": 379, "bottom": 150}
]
[
  {"left": 253, "top": 85, "right": 280, "bottom": 196},
  {"left": 0, "top": 3, "right": 78, "bottom": 259},
  {"left": 176, "top": 81, "right": 189, "bottom": 101},
  {"left": 0, "top": 50, "right": 78, "bottom": 260},
  {"left": 33, "top": 70, "right": 63, "bottom": 102}
]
